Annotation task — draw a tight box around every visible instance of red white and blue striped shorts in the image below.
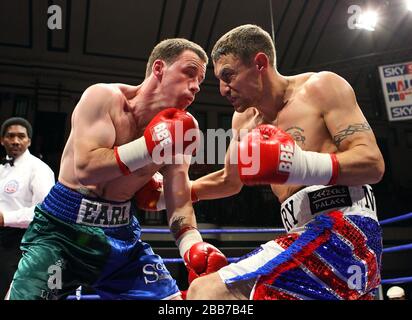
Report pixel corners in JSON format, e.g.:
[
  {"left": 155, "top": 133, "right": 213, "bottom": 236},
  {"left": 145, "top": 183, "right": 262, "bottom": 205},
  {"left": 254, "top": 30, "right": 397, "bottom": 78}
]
[{"left": 218, "top": 211, "right": 382, "bottom": 300}]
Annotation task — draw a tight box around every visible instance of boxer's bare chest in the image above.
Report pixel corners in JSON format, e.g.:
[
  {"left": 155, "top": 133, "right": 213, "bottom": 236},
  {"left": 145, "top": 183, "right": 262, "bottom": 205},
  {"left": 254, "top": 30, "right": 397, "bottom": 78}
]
[
  {"left": 270, "top": 96, "right": 335, "bottom": 201},
  {"left": 93, "top": 101, "right": 161, "bottom": 200},
  {"left": 238, "top": 98, "right": 332, "bottom": 152},
  {"left": 236, "top": 89, "right": 335, "bottom": 202},
  {"left": 275, "top": 97, "right": 332, "bottom": 152}
]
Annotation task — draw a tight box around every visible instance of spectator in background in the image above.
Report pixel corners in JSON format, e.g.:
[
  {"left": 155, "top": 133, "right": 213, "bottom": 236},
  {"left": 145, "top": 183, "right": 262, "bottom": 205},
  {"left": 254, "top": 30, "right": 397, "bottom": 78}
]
[{"left": 0, "top": 117, "right": 55, "bottom": 297}]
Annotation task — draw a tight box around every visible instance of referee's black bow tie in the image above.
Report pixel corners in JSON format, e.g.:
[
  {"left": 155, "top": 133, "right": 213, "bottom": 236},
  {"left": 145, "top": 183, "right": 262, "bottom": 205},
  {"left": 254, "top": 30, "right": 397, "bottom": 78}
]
[{"left": 1, "top": 157, "right": 14, "bottom": 166}]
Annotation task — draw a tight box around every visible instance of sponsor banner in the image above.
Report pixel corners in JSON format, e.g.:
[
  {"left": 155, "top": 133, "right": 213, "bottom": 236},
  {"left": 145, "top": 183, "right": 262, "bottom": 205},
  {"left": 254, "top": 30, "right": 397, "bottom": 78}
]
[{"left": 378, "top": 61, "right": 412, "bottom": 121}]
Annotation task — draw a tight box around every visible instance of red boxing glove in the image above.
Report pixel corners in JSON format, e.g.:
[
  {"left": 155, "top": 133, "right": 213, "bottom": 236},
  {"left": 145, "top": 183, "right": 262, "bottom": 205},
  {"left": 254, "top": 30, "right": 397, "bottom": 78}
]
[
  {"left": 135, "top": 175, "right": 199, "bottom": 212},
  {"left": 114, "top": 108, "right": 200, "bottom": 175},
  {"left": 176, "top": 227, "right": 228, "bottom": 284},
  {"left": 184, "top": 242, "right": 228, "bottom": 284},
  {"left": 238, "top": 124, "right": 339, "bottom": 186},
  {"left": 135, "top": 172, "right": 165, "bottom": 211},
  {"left": 144, "top": 108, "right": 199, "bottom": 159}
]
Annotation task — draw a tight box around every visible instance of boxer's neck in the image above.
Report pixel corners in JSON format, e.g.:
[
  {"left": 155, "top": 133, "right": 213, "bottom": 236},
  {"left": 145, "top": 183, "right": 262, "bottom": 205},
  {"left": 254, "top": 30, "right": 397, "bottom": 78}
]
[
  {"left": 127, "top": 78, "right": 172, "bottom": 128},
  {"left": 259, "top": 71, "right": 290, "bottom": 122}
]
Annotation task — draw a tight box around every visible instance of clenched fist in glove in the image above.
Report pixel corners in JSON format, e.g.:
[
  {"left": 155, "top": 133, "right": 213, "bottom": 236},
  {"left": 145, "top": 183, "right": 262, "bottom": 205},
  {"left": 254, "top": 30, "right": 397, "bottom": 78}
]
[
  {"left": 176, "top": 227, "right": 228, "bottom": 284},
  {"left": 184, "top": 242, "right": 229, "bottom": 284},
  {"left": 114, "top": 108, "right": 199, "bottom": 175},
  {"left": 134, "top": 172, "right": 165, "bottom": 211},
  {"left": 238, "top": 124, "right": 339, "bottom": 186},
  {"left": 135, "top": 172, "right": 199, "bottom": 212}
]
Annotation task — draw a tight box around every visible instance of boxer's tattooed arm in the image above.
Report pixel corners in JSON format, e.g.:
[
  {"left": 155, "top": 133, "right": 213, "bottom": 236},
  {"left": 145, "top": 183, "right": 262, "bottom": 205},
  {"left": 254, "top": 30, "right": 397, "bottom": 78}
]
[
  {"left": 170, "top": 216, "right": 186, "bottom": 235},
  {"left": 333, "top": 122, "right": 371, "bottom": 147},
  {"left": 170, "top": 216, "right": 195, "bottom": 239},
  {"left": 285, "top": 127, "right": 306, "bottom": 147}
]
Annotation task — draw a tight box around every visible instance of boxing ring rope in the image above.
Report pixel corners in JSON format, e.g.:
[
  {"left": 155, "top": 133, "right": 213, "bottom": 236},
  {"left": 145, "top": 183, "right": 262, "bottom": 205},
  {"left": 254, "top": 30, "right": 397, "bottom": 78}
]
[
  {"left": 67, "top": 211, "right": 412, "bottom": 300},
  {"left": 382, "top": 243, "right": 412, "bottom": 253},
  {"left": 379, "top": 212, "right": 412, "bottom": 225},
  {"left": 147, "top": 242, "right": 412, "bottom": 264},
  {"left": 381, "top": 276, "right": 412, "bottom": 285},
  {"left": 141, "top": 228, "right": 285, "bottom": 234},
  {"left": 139, "top": 210, "right": 411, "bottom": 234},
  {"left": 159, "top": 257, "right": 240, "bottom": 264}
]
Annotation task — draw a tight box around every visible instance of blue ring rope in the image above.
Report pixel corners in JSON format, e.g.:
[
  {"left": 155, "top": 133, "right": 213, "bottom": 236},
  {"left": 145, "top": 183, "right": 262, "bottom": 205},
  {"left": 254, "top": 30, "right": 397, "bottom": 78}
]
[
  {"left": 383, "top": 243, "right": 412, "bottom": 253},
  {"left": 142, "top": 228, "right": 285, "bottom": 234},
  {"left": 381, "top": 276, "right": 412, "bottom": 285},
  {"left": 141, "top": 211, "right": 412, "bottom": 235},
  {"left": 379, "top": 212, "right": 412, "bottom": 225}
]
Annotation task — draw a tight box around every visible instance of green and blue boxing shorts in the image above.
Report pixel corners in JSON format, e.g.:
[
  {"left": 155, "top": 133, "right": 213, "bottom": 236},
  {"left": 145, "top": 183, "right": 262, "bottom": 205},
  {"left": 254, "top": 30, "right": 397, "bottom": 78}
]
[{"left": 8, "top": 182, "right": 180, "bottom": 300}]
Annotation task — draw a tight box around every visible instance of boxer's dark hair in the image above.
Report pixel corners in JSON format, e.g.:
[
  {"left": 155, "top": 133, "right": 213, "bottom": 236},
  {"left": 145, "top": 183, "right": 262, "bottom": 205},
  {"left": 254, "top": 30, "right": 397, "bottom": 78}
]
[
  {"left": 1, "top": 117, "right": 33, "bottom": 139},
  {"left": 146, "top": 38, "right": 208, "bottom": 78},
  {"left": 212, "top": 24, "right": 276, "bottom": 67}
]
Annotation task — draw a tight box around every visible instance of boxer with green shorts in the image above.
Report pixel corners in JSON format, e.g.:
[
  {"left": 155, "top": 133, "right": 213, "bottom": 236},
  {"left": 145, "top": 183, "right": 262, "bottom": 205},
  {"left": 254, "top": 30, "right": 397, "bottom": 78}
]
[{"left": 7, "top": 38, "right": 227, "bottom": 300}]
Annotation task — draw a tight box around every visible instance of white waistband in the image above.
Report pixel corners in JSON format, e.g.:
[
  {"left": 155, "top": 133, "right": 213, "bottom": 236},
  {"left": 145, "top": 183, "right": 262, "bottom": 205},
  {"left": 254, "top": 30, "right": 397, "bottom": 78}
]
[{"left": 280, "top": 185, "right": 378, "bottom": 233}]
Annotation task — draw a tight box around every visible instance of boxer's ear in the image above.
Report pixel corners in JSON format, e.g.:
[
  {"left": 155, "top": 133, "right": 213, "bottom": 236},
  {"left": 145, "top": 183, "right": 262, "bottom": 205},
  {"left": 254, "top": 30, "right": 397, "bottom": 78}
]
[
  {"left": 152, "top": 59, "right": 165, "bottom": 80},
  {"left": 254, "top": 52, "right": 269, "bottom": 72}
]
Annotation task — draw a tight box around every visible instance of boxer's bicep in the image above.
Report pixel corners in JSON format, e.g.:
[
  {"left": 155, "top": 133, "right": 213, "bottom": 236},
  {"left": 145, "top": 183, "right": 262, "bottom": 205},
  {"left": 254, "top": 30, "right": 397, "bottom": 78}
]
[
  {"left": 313, "top": 72, "right": 384, "bottom": 184},
  {"left": 72, "top": 85, "right": 116, "bottom": 175},
  {"left": 315, "top": 72, "right": 377, "bottom": 152}
]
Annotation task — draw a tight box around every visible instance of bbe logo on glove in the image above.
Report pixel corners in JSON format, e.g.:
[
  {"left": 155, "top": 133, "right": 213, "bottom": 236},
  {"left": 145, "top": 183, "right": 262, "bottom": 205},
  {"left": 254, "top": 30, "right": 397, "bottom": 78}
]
[
  {"left": 152, "top": 123, "right": 172, "bottom": 148},
  {"left": 279, "top": 143, "right": 294, "bottom": 174},
  {"left": 238, "top": 124, "right": 339, "bottom": 186},
  {"left": 115, "top": 108, "right": 200, "bottom": 175},
  {"left": 145, "top": 108, "right": 200, "bottom": 164}
]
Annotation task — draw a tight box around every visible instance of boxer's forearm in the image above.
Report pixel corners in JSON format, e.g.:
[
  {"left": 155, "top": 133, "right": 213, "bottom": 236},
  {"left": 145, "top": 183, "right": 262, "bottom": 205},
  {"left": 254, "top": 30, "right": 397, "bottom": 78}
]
[
  {"left": 167, "top": 205, "right": 200, "bottom": 258},
  {"left": 167, "top": 206, "right": 198, "bottom": 233},
  {"left": 162, "top": 162, "right": 199, "bottom": 237},
  {"left": 192, "top": 168, "right": 243, "bottom": 200},
  {"left": 335, "top": 146, "right": 384, "bottom": 186}
]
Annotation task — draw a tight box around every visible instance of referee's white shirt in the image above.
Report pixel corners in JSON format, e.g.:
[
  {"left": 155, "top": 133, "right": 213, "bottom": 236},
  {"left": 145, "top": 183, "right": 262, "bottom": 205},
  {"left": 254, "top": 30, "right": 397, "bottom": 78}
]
[{"left": 0, "top": 150, "right": 55, "bottom": 228}]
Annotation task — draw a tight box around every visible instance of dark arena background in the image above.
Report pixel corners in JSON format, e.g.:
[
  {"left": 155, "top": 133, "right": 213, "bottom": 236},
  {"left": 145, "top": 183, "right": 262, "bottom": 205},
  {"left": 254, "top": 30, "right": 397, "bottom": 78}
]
[{"left": 0, "top": 0, "right": 411, "bottom": 302}]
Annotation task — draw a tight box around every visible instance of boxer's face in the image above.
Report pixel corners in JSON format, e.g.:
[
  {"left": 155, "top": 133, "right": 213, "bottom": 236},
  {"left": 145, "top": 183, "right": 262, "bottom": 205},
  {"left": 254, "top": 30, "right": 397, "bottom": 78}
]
[
  {"left": 157, "top": 50, "right": 206, "bottom": 110},
  {"left": 214, "top": 54, "right": 261, "bottom": 113},
  {"left": 1, "top": 125, "right": 31, "bottom": 159}
]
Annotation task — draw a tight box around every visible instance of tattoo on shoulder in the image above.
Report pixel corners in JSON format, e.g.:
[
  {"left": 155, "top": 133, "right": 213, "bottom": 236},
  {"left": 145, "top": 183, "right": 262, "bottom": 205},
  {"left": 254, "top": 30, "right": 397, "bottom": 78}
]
[
  {"left": 285, "top": 127, "right": 306, "bottom": 146},
  {"left": 333, "top": 122, "right": 371, "bottom": 147}
]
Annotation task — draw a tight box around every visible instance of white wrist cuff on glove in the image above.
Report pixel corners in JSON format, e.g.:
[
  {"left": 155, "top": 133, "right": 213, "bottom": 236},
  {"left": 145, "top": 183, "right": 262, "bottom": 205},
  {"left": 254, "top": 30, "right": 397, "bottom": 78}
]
[
  {"left": 287, "top": 146, "right": 333, "bottom": 186},
  {"left": 176, "top": 229, "right": 203, "bottom": 259},
  {"left": 116, "top": 137, "right": 152, "bottom": 173}
]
